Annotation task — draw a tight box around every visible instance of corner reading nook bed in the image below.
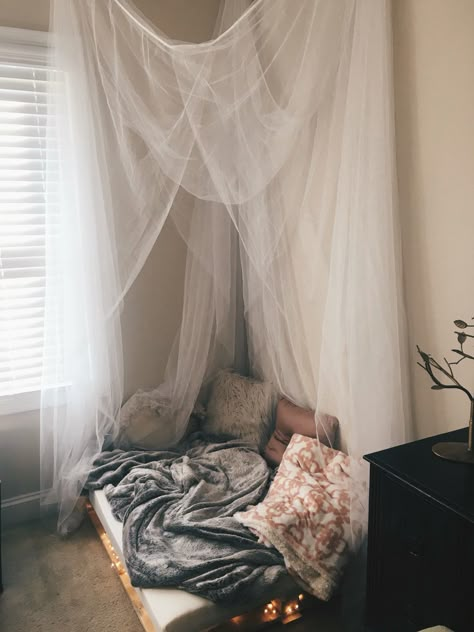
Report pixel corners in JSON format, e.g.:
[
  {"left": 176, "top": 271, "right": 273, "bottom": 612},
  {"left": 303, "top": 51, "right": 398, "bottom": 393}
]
[{"left": 85, "top": 377, "right": 345, "bottom": 632}]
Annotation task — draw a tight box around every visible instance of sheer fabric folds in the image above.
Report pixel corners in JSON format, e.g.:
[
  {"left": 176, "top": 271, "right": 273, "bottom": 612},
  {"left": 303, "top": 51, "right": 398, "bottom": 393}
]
[{"left": 42, "top": 0, "right": 410, "bottom": 544}]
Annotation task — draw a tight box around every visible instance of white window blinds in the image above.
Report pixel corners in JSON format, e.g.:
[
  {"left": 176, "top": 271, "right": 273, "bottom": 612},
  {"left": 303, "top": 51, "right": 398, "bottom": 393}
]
[{"left": 0, "top": 28, "right": 55, "bottom": 398}]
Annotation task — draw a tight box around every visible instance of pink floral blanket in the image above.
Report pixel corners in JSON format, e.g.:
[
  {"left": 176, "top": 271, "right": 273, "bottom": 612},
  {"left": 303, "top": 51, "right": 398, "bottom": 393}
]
[{"left": 235, "top": 433, "right": 351, "bottom": 601}]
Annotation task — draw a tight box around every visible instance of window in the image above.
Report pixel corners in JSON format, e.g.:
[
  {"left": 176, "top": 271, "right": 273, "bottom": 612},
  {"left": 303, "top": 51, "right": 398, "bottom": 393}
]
[{"left": 0, "top": 27, "right": 55, "bottom": 408}]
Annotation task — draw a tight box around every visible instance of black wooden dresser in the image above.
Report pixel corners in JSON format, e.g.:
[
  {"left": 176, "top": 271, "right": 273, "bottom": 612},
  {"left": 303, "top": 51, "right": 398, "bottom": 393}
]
[{"left": 364, "top": 427, "right": 474, "bottom": 632}]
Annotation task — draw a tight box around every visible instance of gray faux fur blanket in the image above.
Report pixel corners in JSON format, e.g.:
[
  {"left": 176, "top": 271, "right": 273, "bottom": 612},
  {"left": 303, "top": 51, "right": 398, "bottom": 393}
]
[{"left": 86, "top": 433, "right": 287, "bottom": 602}]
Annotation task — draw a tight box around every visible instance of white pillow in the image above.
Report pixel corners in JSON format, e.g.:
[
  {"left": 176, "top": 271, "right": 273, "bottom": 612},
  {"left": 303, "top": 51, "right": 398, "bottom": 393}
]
[
  {"left": 116, "top": 390, "right": 176, "bottom": 449},
  {"left": 203, "top": 369, "right": 276, "bottom": 450},
  {"left": 117, "top": 390, "right": 203, "bottom": 450}
]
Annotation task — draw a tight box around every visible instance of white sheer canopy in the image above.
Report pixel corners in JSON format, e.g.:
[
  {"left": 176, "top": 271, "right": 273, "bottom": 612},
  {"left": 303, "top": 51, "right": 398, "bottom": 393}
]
[{"left": 41, "top": 0, "right": 410, "bottom": 552}]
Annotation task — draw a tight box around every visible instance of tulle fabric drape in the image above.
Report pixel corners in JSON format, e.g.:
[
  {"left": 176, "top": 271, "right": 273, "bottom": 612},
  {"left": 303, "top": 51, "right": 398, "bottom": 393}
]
[{"left": 42, "top": 0, "right": 410, "bottom": 547}]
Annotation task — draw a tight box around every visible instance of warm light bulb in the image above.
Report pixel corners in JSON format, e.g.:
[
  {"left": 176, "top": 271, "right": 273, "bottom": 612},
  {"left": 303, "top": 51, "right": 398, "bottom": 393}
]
[{"left": 298, "top": 593, "right": 304, "bottom": 601}]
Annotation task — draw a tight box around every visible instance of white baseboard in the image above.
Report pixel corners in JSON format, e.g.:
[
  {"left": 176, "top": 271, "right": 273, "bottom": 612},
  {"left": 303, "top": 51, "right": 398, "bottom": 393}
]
[{"left": 1, "top": 490, "right": 46, "bottom": 527}]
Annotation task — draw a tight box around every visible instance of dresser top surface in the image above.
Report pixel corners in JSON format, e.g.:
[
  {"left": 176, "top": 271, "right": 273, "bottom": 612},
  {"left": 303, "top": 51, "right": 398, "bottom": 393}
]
[{"left": 364, "top": 427, "right": 474, "bottom": 524}]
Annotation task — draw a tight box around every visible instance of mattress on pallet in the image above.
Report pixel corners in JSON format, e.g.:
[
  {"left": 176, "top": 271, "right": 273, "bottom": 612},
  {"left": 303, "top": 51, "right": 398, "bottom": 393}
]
[{"left": 89, "top": 489, "right": 298, "bottom": 632}]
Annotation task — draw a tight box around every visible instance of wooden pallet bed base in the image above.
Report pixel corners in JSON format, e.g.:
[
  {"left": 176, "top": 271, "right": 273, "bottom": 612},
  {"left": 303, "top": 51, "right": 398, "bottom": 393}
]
[
  {"left": 86, "top": 501, "right": 317, "bottom": 632},
  {"left": 87, "top": 502, "right": 156, "bottom": 632}
]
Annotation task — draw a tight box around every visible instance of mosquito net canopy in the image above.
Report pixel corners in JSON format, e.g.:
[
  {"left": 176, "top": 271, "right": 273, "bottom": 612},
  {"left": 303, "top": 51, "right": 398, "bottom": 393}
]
[{"left": 41, "top": 0, "right": 410, "bottom": 542}]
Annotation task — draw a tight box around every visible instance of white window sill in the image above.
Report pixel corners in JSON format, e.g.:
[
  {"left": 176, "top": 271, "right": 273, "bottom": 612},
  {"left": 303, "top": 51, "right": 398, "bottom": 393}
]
[
  {"left": 0, "top": 389, "right": 41, "bottom": 416},
  {"left": 0, "top": 385, "right": 69, "bottom": 417}
]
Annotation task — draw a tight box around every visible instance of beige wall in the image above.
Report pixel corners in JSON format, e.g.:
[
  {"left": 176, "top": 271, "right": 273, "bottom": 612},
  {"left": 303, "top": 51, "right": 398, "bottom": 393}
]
[
  {"left": 393, "top": 0, "right": 474, "bottom": 438},
  {"left": 0, "top": 0, "right": 49, "bottom": 31},
  {"left": 0, "top": 0, "right": 220, "bottom": 509}
]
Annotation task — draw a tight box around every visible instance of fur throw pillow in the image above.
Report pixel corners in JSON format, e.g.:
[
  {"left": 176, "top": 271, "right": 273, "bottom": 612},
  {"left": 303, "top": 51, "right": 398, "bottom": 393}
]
[
  {"left": 116, "top": 389, "right": 203, "bottom": 450},
  {"left": 203, "top": 369, "right": 276, "bottom": 450}
]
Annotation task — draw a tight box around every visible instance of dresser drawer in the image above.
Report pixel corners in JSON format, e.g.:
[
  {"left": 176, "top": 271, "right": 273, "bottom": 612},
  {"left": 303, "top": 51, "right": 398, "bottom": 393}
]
[{"left": 366, "top": 468, "right": 473, "bottom": 631}]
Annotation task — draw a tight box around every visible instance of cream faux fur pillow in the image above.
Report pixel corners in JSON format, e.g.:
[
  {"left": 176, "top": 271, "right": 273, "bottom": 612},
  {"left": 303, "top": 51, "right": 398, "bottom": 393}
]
[
  {"left": 203, "top": 369, "right": 276, "bottom": 450},
  {"left": 117, "top": 389, "right": 203, "bottom": 450}
]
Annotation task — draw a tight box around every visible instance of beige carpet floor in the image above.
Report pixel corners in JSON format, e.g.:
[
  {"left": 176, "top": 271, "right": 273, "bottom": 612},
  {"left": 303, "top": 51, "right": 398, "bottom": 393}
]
[
  {"left": 0, "top": 517, "right": 341, "bottom": 632},
  {"left": 0, "top": 517, "right": 144, "bottom": 632}
]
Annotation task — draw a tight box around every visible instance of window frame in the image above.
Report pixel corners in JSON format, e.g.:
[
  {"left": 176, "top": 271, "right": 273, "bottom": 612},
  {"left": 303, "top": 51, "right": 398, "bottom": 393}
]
[{"left": 0, "top": 26, "right": 50, "bottom": 416}]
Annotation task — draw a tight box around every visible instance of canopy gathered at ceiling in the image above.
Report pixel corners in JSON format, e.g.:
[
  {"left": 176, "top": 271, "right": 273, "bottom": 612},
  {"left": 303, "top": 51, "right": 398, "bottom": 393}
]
[{"left": 41, "top": 0, "right": 411, "bottom": 553}]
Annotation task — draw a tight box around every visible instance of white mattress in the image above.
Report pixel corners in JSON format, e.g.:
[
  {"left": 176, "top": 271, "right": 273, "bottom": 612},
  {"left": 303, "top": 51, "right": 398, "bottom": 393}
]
[{"left": 89, "top": 489, "right": 298, "bottom": 632}]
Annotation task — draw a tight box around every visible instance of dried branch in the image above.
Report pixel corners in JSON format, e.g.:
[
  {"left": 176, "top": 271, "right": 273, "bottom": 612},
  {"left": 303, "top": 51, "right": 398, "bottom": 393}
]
[
  {"left": 454, "top": 319, "right": 474, "bottom": 329},
  {"left": 445, "top": 355, "right": 465, "bottom": 369},
  {"left": 416, "top": 319, "right": 474, "bottom": 403},
  {"left": 451, "top": 349, "right": 474, "bottom": 361}
]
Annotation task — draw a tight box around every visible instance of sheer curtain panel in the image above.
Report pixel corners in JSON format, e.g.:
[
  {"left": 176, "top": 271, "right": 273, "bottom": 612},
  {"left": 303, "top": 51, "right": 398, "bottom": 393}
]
[{"left": 44, "top": 0, "right": 411, "bottom": 551}]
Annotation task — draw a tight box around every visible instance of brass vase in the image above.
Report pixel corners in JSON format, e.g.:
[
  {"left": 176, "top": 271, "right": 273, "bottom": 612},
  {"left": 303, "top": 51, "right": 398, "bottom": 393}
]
[{"left": 432, "top": 399, "right": 474, "bottom": 464}]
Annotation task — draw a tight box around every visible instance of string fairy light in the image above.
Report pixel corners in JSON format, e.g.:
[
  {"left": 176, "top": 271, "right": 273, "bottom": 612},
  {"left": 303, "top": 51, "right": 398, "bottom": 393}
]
[
  {"left": 87, "top": 501, "right": 308, "bottom": 629},
  {"left": 283, "top": 597, "right": 303, "bottom": 622}
]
